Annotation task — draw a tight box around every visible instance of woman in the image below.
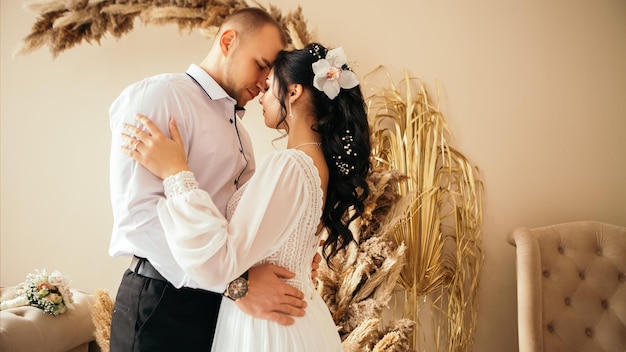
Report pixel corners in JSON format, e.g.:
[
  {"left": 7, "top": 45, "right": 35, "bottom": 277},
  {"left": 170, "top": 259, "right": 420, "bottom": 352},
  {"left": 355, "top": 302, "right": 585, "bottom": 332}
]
[{"left": 122, "top": 43, "right": 371, "bottom": 351}]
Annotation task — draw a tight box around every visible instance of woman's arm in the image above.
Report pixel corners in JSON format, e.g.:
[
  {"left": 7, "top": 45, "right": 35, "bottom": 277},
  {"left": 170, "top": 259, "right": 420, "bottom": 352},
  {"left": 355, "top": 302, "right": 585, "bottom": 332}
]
[
  {"left": 158, "top": 152, "right": 309, "bottom": 288},
  {"left": 122, "top": 114, "right": 310, "bottom": 289}
]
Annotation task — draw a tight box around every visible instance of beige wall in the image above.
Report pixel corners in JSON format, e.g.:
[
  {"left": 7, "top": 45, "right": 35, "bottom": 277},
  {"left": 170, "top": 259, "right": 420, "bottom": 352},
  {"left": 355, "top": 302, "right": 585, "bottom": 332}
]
[{"left": 2, "top": 0, "right": 625, "bottom": 351}]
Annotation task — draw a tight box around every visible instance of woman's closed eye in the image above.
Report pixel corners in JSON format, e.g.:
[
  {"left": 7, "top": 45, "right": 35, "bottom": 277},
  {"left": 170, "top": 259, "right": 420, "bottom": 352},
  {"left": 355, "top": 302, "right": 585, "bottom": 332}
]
[{"left": 263, "top": 78, "right": 271, "bottom": 92}]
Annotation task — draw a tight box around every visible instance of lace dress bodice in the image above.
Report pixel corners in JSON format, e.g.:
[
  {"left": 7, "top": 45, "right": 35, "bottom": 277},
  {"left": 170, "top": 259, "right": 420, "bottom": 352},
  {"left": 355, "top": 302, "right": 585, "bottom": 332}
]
[
  {"left": 226, "top": 149, "right": 323, "bottom": 297},
  {"left": 159, "top": 148, "right": 343, "bottom": 351}
]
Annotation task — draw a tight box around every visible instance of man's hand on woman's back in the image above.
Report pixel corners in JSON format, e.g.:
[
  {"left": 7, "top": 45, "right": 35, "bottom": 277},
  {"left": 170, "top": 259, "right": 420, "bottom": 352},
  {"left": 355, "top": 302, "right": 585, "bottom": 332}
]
[{"left": 235, "top": 263, "right": 307, "bottom": 325}]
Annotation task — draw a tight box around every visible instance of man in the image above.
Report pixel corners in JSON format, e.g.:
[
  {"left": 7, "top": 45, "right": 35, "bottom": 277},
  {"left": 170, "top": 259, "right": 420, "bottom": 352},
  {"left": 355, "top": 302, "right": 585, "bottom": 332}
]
[{"left": 108, "top": 8, "right": 308, "bottom": 351}]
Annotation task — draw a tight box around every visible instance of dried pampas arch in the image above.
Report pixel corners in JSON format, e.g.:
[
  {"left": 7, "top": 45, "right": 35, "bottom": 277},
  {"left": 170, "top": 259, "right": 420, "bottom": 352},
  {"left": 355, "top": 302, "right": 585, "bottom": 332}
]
[
  {"left": 15, "top": 0, "right": 312, "bottom": 57},
  {"left": 16, "top": 1, "right": 484, "bottom": 351}
]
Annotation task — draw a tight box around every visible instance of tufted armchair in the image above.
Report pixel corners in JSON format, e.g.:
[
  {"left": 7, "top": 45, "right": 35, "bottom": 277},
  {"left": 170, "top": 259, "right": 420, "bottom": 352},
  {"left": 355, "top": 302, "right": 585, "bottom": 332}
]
[{"left": 508, "top": 221, "right": 626, "bottom": 352}]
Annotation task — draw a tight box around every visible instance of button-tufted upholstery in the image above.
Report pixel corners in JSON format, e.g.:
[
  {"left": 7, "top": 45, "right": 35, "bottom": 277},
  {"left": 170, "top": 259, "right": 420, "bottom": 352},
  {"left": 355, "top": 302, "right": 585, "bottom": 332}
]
[{"left": 508, "top": 221, "right": 626, "bottom": 352}]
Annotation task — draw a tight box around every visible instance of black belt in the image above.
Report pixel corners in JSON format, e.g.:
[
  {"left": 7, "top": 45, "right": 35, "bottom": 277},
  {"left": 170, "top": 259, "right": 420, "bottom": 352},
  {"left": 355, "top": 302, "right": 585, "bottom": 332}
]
[{"left": 130, "top": 256, "right": 166, "bottom": 281}]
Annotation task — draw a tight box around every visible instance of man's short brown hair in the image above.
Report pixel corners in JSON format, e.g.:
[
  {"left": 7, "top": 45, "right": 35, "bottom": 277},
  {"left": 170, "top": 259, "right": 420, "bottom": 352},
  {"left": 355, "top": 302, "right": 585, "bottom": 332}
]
[{"left": 220, "top": 7, "right": 287, "bottom": 46}]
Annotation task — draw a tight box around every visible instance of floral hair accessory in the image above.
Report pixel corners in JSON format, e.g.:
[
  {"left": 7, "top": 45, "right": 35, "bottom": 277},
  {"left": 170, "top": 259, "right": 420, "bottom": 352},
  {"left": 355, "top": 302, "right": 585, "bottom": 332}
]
[
  {"left": 0, "top": 269, "right": 75, "bottom": 315},
  {"left": 312, "top": 46, "right": 359, "bottom": 100}
]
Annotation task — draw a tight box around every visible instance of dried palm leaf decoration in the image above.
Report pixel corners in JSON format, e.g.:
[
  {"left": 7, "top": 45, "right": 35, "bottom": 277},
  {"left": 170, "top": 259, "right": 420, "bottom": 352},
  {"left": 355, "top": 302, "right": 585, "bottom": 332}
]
[{"left": 363, "top": 66, "right": 484, "bottom": 351}]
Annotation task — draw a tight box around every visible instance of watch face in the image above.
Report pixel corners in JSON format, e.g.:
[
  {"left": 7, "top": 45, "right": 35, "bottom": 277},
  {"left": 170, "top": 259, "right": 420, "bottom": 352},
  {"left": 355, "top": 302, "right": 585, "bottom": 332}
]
[{"left": 227, "top": 277, "right": 248, "bottom": 300}]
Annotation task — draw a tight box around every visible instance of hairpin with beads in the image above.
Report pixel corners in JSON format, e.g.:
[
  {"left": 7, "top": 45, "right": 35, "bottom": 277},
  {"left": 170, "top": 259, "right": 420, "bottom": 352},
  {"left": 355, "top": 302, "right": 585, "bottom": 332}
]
[{"left": 332, "top": 129, "right": 356, "bottom": 176}]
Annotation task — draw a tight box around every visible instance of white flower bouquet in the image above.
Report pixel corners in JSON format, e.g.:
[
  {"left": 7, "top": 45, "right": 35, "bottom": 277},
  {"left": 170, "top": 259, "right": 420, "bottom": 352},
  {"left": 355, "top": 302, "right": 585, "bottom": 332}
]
[{"left": 0, "top": 269, "right": 75, "bottom": 315}]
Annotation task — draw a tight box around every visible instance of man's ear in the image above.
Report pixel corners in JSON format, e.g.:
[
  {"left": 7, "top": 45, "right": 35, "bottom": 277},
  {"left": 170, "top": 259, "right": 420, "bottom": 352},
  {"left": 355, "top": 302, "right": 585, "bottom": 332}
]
[{"left": 219, "top": 29, "right": 237, "bottom": 56}]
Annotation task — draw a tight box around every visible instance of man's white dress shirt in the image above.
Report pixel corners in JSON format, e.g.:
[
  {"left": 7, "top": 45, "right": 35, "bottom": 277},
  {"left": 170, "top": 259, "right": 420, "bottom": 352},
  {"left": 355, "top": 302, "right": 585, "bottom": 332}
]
[{"left": 108, "top": 64, "right": 255, "bottom": 292}]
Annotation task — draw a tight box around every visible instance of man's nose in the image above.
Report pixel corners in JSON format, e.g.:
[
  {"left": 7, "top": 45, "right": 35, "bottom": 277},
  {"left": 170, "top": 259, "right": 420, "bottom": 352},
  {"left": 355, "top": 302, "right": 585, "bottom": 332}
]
[{"left": 257, "top": 77, "right": 269, "bottom": 92}]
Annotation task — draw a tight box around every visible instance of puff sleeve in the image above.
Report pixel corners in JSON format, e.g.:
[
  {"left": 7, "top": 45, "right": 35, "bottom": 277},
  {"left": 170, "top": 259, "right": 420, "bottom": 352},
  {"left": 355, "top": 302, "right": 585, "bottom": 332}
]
[{"left": 157, "top": 151, "right": 311, "bottom": 290}]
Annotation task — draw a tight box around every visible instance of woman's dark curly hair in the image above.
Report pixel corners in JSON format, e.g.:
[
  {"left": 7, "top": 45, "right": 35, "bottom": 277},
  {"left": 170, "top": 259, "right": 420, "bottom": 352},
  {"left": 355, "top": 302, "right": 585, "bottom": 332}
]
[{"left": 270, "top": 43, "right": 371, "bottom": 264}]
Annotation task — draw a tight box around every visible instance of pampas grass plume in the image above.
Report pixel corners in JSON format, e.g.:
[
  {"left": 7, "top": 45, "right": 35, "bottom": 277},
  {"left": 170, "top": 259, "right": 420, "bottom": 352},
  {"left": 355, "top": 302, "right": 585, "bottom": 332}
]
[{"left": 90, "top": 289, "right": 113, "bottom": 352}]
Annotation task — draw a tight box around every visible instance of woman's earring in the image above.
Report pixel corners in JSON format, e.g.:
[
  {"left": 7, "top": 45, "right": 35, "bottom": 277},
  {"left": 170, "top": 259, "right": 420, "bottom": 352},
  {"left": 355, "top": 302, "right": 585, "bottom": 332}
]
[{"left": 288, "top": 100, "right": 293, "bottom": 119}]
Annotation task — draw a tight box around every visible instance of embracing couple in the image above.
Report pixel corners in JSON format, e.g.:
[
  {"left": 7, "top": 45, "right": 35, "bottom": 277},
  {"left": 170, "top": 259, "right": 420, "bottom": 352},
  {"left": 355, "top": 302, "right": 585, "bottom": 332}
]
[{"left": 108, "top": 7, "right": 371, "bottom": 352}]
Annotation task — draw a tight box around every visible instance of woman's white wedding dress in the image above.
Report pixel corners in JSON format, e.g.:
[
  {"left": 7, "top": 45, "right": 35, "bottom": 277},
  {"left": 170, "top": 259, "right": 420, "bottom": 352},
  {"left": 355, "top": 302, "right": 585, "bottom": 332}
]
[{"left": 157, "top": 149, "right": 343, "bottom": 352}]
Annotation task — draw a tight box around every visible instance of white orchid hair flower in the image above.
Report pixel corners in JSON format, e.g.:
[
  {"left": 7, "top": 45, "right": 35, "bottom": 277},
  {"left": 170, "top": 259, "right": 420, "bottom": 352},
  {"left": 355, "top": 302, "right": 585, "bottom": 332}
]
[{"left": 312, "top": 47, "right": 359, "bottom": 100}]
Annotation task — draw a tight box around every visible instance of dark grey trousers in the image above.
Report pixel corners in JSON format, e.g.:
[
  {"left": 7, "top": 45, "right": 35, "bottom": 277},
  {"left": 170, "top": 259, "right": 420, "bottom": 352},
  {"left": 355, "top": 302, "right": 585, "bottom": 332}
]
[{"left": 109, "top": 269, "right": 222, "bottom": 352}]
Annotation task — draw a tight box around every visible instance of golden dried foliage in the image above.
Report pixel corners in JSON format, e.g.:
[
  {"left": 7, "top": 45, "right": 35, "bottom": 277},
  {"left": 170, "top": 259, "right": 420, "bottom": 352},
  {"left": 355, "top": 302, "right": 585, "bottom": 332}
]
[
  {"left": 363, "top": 66, "right": 484, "bottom": 351},
  {"left": 317, "top": 167, "right": 416, "bottom": 352},
  {"left": 89, "top": 289, "right": 114, "bottom": 352},
  {"left": 16, "top": 0, "right": 313, "bottom": 57}
]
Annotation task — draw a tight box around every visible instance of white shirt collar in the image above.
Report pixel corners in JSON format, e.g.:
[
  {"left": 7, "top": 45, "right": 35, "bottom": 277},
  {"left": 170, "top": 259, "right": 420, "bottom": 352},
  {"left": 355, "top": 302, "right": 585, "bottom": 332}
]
[
  {"left": 186, "top": 64, "right": 246, "bottom": 120},
  {"left": 186, "top": 64, "right": 234, "bottom": 103}
]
